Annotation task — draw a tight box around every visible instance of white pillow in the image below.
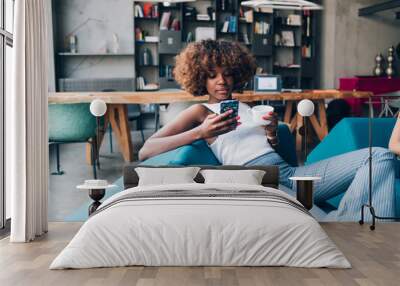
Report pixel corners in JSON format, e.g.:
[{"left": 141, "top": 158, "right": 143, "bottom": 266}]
[
  {"left": 135, "top": 167, "right": 201, "bottom": 186},
  {"left": 200, "top": 169, "right": 266, "bottom": 185}
]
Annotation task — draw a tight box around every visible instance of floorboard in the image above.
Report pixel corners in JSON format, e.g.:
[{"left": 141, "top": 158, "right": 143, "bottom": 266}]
[{"left": 0, "top": 222, "right": 399, "bottom": 286}]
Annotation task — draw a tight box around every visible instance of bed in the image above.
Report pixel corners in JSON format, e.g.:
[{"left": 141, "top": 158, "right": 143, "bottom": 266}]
[{"left": 50, "top": 165, "right": 350, "bottom": 269}]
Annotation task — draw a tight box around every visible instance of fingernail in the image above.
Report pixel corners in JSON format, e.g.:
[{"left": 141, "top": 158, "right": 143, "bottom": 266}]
[
  {"left": 236, "top": 116, "right": 240, "bottom": 120},
  {"left": 269, "top": 112, "right": 273, "bottom": 115}
]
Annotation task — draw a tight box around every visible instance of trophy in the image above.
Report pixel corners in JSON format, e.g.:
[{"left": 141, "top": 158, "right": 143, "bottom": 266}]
[
  {"left": 373, "top": 53, "right": 384, "bottom": 77},
  {"left": 386, "top": 46, "right": 395, "bottom": 78}
]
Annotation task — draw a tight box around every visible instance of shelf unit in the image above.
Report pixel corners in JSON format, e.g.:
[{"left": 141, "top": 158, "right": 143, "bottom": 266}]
[
  {"left": 301, "top": 5, "right": 319, "bottom": 89},
  {"left": 53, "top": 0, "right": 320, "bottom": 92},
  {"left": 131, "top": 0, "right": 320, "bottom": 91}
]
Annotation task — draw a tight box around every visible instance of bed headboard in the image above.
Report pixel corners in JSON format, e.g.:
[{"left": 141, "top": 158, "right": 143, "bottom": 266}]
[{"left": 123, "top": 165, "right": 280, "bottom": 189}]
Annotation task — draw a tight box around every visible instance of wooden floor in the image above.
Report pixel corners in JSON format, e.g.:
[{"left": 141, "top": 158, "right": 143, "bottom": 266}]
[{"left": 0, "top": 223, "right": 399, "bottom": 286}]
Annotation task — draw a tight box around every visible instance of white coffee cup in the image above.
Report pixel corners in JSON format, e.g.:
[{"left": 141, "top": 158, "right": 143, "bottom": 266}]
[{"left": 247, "top": 105, "right": 274, "bottom": 125}]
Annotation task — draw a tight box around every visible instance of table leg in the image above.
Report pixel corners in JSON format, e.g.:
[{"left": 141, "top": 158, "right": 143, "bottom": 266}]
[
  {"left": 309, "top": 100, "right": 328, "bottom": 141},
  {"left": 86, "top": 110, "right": 109, "bottom": 165},
  {"left": 284, "top": 101, "right": 294, "bottom": 124},
  {"left": 154, "top": 104, "right": 160, "bottom": 132},
  {"left": 88, "top": 189, "right": 105, "bottom": 216},
  {"left": 86, "top": 104, "right": 134, "bottom": 164},
  {"left": 296, "top": 180, "right": 314, "bottom": 210},
  {"left": 108, "top": 104, "right": 134, "bottom": 162},
  {"left": 296, "top": 113, "right": 303, "bottom": 152}
]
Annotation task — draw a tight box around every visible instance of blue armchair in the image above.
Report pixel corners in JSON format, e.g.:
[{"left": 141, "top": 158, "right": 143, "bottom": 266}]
[{"left": 305, "top": 117, "right": 399, "bottom": 216}]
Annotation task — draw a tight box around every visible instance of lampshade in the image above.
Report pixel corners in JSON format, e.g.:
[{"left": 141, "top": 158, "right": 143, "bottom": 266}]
[
  {"left": 297, "top": 99, "right": 314, "bottom": 117},
  {"left": 90, "top": 99, "right": 107, "bottom": 117},
  {"left": 241, "top": 0, "right": 323, "bottom": 10}
]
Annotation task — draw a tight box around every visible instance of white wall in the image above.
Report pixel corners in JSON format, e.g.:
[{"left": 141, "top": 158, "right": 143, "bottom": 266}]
[
  {"left": 320, "top": 0, "right": 400, "bottom": 89},
  {"left": 54, "top": 0, "right": 135, "bottom": 79}
]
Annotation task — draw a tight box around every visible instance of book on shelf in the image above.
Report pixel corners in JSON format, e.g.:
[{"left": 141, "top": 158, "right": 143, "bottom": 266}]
[
  {"left": 136, "top": 76, "right": 145, "bottom": 90},
  {"left": 170, "top": 18, "right": 180, "bottom": 31},
  {"left": 134, "top": 5, "right": 144, "bottom": 18},
  {"left": 143, "top": 3, "right": 153, "bottom": 18},
  {"left": 244, "top": 10, "right": 253, "bottom": 23},
  {"left": 160, "top": 65, "right": 174, "bottom": 80},
  {"left": 228, "top": 16, "right": 237, "bottom": 33},
  {"left": 254, "top": 21, "right": 270, "bottom": 35},
  {"left": 151, "top": 4, "right": 159, "bottom": 18},
  {"left": 160, "top": 12, "right": 171, "bottom": 30},
  {"left": 221, "top": 21, "right": 229, "bottom": 33},
  {"left": 221, "top": 16, "right": 236, "bottom": 33}
]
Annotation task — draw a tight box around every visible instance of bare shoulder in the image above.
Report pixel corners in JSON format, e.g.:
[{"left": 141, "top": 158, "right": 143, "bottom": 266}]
[{"left": 184, "top": 103, "right": 210, "bottom": 123}]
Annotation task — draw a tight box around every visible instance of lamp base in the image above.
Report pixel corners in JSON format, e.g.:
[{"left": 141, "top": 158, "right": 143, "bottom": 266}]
[{"left": 359, "top": 204, "right": 400, "bottom": 231}]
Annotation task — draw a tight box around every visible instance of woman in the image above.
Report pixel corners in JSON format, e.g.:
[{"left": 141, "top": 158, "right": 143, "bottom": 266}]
[
  {"left": 389, "top": 115, "right": 400, "bottom": 155},
  {"left": 139, "top": 40, "right": 396, "bottom": 221}
]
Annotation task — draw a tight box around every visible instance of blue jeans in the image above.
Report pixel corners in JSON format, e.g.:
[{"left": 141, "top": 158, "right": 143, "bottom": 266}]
[{"left": 245, "top": 148, "right": 396, "bottom": 221}]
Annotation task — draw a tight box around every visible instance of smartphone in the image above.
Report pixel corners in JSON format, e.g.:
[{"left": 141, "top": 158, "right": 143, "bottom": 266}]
[{"left": 220, "top": 100, "right": 239, "bottom": 119}]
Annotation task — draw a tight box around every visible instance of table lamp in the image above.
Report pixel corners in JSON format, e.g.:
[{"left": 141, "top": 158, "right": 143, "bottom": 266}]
[
  {"left": 90, "top": 99, "right": 107, "bottom": 171},
  {"left": 297, "top": 99, "right": 314, "bottom": 161}
]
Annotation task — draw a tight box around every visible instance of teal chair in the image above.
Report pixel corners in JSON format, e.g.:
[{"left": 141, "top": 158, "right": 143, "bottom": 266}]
[
  {"left": 141, "top": 123, "right": 298, "bottom": 167},
  {"left": 305, "top": 117, "right": 400, "bottom": 216},
  {"left": 48, "top": 103, "right": 100, "bottom": 178}
]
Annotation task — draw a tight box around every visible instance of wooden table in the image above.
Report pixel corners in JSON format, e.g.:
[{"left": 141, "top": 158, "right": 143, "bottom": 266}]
[{"left": 49, "top": 89, "right": 372, "bottom": 162}]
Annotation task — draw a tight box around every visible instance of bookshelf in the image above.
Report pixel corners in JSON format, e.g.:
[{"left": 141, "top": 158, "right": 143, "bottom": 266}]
[
  {"left": 131, "top": 1, "right": 319, "bottom": 91},
  {"left": 53, "top": 0, "right": 320, "bottom": 92}
]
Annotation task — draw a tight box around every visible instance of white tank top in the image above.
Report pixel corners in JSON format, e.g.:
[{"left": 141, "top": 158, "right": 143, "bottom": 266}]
[{"left": 202, "top": 102, "right": 274, "bottom": 165}]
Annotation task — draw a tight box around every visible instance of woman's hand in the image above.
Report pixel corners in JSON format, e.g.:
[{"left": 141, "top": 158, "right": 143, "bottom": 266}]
[
  {"left": 198, "top": 110, "right": 241, "bottom": 139},
  {"left": 262, "top": 112, "right": 279, "bottom": 146}
]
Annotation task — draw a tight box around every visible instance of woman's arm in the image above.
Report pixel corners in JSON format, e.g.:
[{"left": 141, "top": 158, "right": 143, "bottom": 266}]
[
  {"left": 389, "top": 114, "right": 400, "bottom": 155},
  {"left": 138, "top": 104, "right": 238, "bottom": 161}
]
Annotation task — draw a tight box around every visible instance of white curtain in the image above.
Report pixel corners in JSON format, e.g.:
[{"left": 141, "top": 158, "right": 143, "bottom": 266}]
[{"left": 8, "top": 0, "right": 49, "bottom": 242}]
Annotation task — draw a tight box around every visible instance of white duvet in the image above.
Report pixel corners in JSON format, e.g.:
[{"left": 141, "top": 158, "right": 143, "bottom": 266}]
[{"left": 50, "top": 183, "right": 350, "bottom": 269}]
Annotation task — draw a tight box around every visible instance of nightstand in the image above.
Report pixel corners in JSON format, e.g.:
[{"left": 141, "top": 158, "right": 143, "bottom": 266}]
[
  {"left": 77, "top": 180, "right": 116, "bottom": 215},
  {"left": 289, "top": 176, "right": 321, "bottom": 210}
]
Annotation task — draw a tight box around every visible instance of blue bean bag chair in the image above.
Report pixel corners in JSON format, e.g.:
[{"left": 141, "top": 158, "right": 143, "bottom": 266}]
[{"left": 306, "top": 117, "right": 399, "bottom": 216}]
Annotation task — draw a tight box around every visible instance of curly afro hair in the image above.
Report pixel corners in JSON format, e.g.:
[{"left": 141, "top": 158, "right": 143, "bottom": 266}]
[{"left": 173, "top": 40, "right": 257, "bottom": 96}]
